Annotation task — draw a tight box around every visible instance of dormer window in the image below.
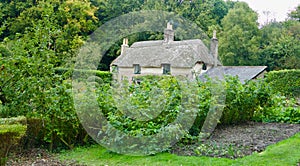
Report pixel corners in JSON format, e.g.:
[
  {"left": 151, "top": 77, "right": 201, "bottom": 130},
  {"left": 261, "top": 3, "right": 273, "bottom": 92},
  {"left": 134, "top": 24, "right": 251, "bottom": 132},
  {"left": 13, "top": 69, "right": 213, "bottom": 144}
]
[
  {"left": 162, "top": 64, "right": 171, "bottom": 75},
  {"left": 133, "top": 64, "right": 141, "bottom": 74}
]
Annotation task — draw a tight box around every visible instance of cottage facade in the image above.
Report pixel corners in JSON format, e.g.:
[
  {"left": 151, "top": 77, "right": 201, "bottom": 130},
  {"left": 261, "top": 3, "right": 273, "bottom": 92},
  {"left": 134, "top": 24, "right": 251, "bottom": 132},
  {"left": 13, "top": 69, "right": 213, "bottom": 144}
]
[{"left": 111, "top": 23, "right": 221, "bottom": 81}]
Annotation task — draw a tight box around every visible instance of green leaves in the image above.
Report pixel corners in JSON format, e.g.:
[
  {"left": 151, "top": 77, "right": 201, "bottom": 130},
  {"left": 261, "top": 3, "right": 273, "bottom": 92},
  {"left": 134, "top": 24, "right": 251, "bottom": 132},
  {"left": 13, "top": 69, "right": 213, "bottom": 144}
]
[
  {"left": 98, "top": 76, "right": 182, "bottom": 136},
  {"left": 219, "top": 2, "right": 259, "bottom": 66}
]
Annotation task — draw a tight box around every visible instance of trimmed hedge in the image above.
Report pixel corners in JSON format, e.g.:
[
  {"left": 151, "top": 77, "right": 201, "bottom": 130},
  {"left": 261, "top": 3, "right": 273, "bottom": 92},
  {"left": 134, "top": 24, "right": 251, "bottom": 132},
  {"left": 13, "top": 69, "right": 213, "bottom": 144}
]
[
  {"left": 0, "top": 116, "right": 27, "bottom": 166},
  {"left": 265, "top": 69, "right": 300, "bottom": 97},
  {"left": 0, "top": 116, "right": 27, "bottom": 125},
  {"left": 55, "top": 68, "right": 112, "bottom": 84}
]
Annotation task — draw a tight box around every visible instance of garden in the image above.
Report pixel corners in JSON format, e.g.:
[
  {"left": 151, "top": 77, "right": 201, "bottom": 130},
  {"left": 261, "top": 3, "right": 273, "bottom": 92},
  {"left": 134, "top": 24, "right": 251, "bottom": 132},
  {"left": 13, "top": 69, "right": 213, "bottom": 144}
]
[
  {"left": 1, "top": 0, "right": 300, "bottom": 165},
  {"left": 1, "top": 69, "right": 300, "bottom": 165}
]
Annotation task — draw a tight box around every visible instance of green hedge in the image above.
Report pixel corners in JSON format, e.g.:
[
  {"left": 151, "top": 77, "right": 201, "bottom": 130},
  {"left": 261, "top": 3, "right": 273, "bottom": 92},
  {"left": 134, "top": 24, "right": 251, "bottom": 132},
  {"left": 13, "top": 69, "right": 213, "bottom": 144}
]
[
  {"left": 265, "top": 70, "right": 300, "bottom": 97},
  {"left": 0, "top": 116, "right": 27, "bottom": 125},
  {"left": 55, "top": 68, "right": 112, "bottom": 84},
  {"left": 0, "top": 116, "right": 27, "bottom": 166}
]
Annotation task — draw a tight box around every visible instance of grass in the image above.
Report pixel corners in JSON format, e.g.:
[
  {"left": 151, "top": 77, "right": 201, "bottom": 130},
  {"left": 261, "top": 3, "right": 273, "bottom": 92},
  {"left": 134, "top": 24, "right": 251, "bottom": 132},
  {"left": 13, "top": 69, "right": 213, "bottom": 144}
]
[{"left": 60, "top": 132, "right": 300, "bottom": 166}]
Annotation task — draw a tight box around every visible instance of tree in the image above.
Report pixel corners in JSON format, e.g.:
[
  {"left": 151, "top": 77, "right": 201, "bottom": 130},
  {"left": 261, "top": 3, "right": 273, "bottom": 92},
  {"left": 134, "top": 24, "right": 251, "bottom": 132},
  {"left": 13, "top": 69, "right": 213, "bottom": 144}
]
[
  {"left": 258, "top": 21, "right": 300, "bottom": 70},
  {"left": 289, "top": 5, "right": 300, "bottom": 21},
  {"left": 0, "top": 0, "right": 99, "bottom": 150},
  {"left": 219, "top": 2, "right": 260, "bottom": 66}
]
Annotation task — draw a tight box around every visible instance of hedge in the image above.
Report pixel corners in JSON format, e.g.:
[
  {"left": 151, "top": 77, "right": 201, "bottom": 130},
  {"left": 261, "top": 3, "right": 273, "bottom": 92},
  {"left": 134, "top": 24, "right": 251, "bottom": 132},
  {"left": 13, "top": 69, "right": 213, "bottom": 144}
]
[
  {"left": 0, "top": 116, "right": 27, "bottom": 125},
  {"left": 265, "top": 69, "right": 300, "bottom": 97},
  {"left": 55, "top": 68, "right": 112, "bottom": 84},
  {"left": 0, "top": 116, "right": 27, "bottom": 166}
]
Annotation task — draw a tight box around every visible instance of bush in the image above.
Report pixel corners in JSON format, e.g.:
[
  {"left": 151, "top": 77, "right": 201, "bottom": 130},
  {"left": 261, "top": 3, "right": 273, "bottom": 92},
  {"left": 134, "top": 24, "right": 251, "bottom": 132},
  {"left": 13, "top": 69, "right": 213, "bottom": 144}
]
[
  {"left": 0, "top": 116, "right": 27, "bottom": 166},
  {"left": 0, "top": 116, "right": 27, "bottom": 125},
  {"left": 220, "top": 77, "right": 275, "bottom": 125},
  {"left": 253, "top": 95, "right": 300, "bottom": 124},
  {"left": 55, "top": 68, "right": 112, "bottom": 84},
  {"left": 74, "top": 75, "right": 200, "bottom": 154},
  {"left": 265, "top": 69, "right": 300, "bottom": 97},
  {"left": 98, "top": 76, "right": 183, "bottom": 136},
  {"left": 0, "top": 65, "right": 91, "bottom": 151}
]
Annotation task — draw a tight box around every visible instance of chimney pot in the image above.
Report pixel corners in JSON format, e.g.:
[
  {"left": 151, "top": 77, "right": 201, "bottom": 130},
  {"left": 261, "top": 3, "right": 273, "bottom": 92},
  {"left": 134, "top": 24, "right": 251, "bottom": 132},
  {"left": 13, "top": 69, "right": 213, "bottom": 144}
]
[
  {"left": 164, "top": 22, "right": 174, "bottom": 43},
  {"left": 210, "top": 30, "right": 219, "bottom": 67},
  {"left": 121, "top": 38, "right": 129, "bottom": 55}
]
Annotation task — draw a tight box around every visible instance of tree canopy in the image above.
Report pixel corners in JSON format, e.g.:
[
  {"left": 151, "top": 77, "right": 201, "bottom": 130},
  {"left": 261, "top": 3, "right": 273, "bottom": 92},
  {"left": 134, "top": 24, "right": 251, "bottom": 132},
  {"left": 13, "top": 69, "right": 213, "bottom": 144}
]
[{"left": 0, "top": 0, "right": 299, "bottom": 71}]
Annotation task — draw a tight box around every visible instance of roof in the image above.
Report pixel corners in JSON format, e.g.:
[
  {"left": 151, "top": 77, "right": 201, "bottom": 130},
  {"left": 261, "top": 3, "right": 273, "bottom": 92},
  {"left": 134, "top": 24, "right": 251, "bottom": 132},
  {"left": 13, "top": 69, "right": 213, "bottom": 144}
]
[
  {"left": 199, "top": 66, "right": 267, "bottom": 84},
  {"left": 111, "top": 39, "right": 221, "bottom": 68}
]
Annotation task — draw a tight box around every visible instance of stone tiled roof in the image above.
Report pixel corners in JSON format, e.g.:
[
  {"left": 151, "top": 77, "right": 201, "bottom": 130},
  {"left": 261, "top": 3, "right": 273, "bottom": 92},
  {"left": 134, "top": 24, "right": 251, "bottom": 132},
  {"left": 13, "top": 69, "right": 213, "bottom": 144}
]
[
  {"left": 199, "top": 66, "right": 267, "bottom": 84},
  {"left": 111, "top": 39, "right": 221, "bottom": 68}
]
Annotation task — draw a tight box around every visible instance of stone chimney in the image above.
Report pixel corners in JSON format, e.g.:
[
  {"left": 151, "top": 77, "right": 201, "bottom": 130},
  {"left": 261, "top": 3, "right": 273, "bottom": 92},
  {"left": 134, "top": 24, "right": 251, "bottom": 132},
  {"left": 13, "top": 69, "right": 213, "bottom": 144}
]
[
  {"left": 121, "top": 38, "right": 128, "bottom": 55},
  {"left": 210, "top": 30, "right": 218, "bottom": 67},
  {"left": 164, "top": 22, "right": 174, "bottom": 43}
]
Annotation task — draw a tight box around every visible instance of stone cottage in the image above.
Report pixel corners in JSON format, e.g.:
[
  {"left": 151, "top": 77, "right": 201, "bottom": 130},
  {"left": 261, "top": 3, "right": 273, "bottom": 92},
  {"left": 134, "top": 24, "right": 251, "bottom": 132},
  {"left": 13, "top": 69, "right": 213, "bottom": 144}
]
[{"left": 110, "top": 23, "right": 267, "bottom": 83}]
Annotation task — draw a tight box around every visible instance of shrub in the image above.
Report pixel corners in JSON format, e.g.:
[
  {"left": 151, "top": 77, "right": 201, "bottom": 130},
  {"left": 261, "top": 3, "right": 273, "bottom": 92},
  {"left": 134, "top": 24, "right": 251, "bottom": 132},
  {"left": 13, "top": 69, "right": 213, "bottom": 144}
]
[
  {"left": 55, "top": 68, "right": 112, "bottom": 84},
  {"left": 221, "top": 77, "right": 275, "bottom": 125},
  {"left": 253, "top": 95, "right": 300, "bottom": 124},
  {"left": 75, "top": 75, "right": 201, "bottom": 154},
  {"left": 0, "top": 116, "right": 27, "bottom": 166},
  {"left": 0, "top": 65, "right": 91, "bottom": 151},
  {"left": 0, "top": 116, "right": 27, "bottom": 125},
  {"left": 265, "top": 69, "right": 300, "bottom": 97},
  {"left": 98, "top": 76, "right": 183, "bottom": 136}
]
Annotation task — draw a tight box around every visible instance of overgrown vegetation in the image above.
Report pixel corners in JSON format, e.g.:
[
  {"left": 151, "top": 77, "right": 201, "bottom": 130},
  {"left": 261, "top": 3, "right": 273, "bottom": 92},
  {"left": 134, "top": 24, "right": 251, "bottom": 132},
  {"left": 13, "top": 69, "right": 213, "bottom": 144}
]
[
  {"left": 0, "top": 0, "right": 300, "bottom": 164},
  {"left": 265, "top": 69, "right": 300, "bottom": 97}
]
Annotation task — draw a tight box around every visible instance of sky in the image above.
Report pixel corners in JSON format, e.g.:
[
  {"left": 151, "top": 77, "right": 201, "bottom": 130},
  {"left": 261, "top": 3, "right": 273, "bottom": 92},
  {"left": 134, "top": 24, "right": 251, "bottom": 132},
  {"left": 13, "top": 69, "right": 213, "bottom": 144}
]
[{"left": 236, "top": 0, "right": 299, "bottom": 25}]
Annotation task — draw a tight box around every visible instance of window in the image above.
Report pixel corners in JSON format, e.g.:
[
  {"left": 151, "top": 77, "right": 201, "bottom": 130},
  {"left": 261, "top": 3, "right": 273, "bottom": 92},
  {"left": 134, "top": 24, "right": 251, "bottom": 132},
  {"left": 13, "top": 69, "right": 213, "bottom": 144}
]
[
  {"left": 162, "top": 64, "right": 171, "bottom": 75},
  {"left": 202, "top": 63, "right": 207, "bottom": 70},
  {"left": 133, "top": 64, "right": 141, "bottom": 74},
  {"left": 111, "top": 65, "right": 118, "bottom": 73}
]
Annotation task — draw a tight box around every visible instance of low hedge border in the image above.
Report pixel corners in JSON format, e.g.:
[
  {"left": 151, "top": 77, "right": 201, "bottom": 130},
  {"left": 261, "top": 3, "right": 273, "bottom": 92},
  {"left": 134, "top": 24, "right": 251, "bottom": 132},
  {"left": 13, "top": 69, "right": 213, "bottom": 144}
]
[
  {"left": 55, "top": 68, "right": 112, "bottom": 84},
  {"left": 0, "top": 116, "right": 27, "bottom": 166}
]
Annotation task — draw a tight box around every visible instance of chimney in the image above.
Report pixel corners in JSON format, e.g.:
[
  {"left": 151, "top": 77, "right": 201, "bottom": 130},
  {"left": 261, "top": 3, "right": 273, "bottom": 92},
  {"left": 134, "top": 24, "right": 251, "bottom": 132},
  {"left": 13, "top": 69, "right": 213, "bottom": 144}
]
[
  {"left": 210, "top": 30, "right": 218, "bottom": 67},
  {"left": 164, "top": 22, "right": 174, "bottom": 43},
  {"left": 121, "top": 38, "right": 128, "bottom": 55}
]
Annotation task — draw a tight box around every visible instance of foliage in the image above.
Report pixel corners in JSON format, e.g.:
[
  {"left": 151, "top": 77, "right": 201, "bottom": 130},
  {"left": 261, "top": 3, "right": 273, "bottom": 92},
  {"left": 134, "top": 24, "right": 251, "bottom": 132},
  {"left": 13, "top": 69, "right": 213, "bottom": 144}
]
[
  {"left": 98, "top": 76, "right": 183, "bottom": 136},
  {"left": 265, "top": 69, "right": 300, "bottom": 97},
  {"left": 195, "top": 142, "right": 244, "bottom": 159},
  {"left": 0, "top": 116, "right": 27, "bottom": 166},
  {"left": 0, "top": 0, "right": 99, "bottom": 152},
  {"left": 253, "top": 95, "right": 296, "bottom": 123},
  {"left": 289, "top": 4, "right": 300, "bottom": 21},
  {"left": 219, "top": 2, "right": 260, "bottom": 66},
  {"left": 55, "top": 68, "right": 112, "bottom": 84},
  {"left": 258, "top": 21, "right": 300, "bottom": 70},
  {"left": 0, "top": 0, "right": 299, "bottom": 154}
]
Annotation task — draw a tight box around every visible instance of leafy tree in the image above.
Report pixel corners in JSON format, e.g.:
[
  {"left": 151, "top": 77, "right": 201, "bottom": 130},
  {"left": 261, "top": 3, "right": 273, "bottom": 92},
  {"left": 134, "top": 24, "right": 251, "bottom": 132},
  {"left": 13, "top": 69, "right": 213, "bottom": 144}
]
[
  {"left": 258, "top": 20, "right": 300, "bottom": 70},
  {"left": 219, "top": 2, "right": 260, "bottom": 66},
  {"left": 0, "top": 0, "right": 37, "bottom": 40},
  {"left": 289, "top": 5, "right": 300, "bottom": 21},
  {"left": 0, "top": 0, "right": 98, "bottom": 150}
]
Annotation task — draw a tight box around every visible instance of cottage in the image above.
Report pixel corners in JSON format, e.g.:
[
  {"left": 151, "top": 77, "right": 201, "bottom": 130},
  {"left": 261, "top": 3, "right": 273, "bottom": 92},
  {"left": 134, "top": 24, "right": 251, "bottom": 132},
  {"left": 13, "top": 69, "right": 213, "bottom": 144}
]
[
  {"left": 110, "top": 23, "right": 221, "bottom": 81},
  {"left": 110, "top": 23, "right": 267, "bottom": 83}
]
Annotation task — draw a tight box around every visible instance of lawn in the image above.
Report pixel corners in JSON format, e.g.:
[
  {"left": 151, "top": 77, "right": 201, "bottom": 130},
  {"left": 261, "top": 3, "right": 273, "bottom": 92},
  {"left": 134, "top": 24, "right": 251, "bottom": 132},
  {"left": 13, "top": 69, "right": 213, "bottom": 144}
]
[{"left": 59, "top": 132, "right": 300, "bottom": 166}]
